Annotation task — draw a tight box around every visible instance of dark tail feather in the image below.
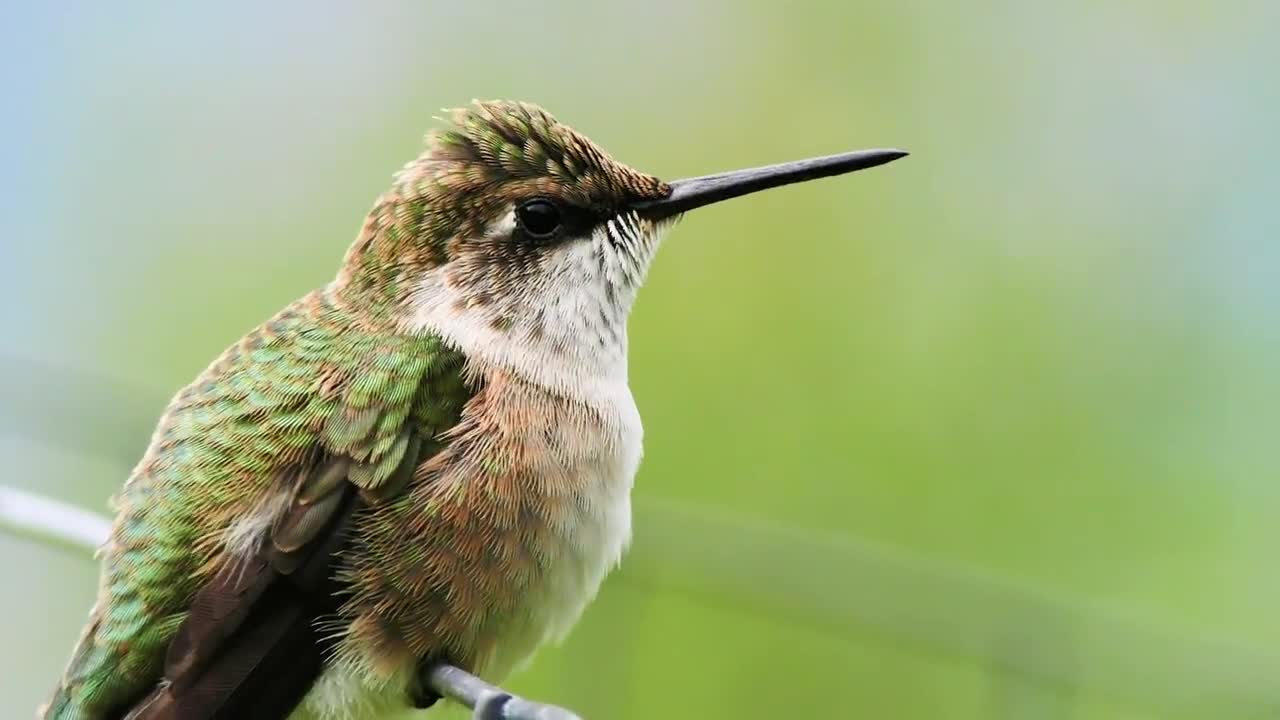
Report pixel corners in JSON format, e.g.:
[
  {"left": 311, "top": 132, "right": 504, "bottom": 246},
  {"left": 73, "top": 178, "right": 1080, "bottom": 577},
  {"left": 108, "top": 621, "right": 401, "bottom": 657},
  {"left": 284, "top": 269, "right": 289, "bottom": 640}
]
[
  {"left": 126, "top": 583, "right": 324, "bottom": 720},
  {"left": 125, "top": 485, "right": 359, "bottom": 720}
]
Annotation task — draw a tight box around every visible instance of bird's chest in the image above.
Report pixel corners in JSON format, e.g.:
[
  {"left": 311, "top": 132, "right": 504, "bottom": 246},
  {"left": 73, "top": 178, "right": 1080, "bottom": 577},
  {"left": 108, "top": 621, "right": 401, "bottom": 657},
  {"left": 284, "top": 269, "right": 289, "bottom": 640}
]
[
  {"left": 477, "top": 376, "right": 643, "bottom": 675},
  {"left": 293, "top": 378, "right": 642, "bottom": 719}
]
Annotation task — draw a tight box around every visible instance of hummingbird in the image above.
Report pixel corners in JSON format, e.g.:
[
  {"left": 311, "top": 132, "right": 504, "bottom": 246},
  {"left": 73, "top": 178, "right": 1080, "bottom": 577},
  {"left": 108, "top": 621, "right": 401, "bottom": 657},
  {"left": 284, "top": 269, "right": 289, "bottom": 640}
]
[{"left": 42, "top": 100, "right": 905, "bottom": 720}]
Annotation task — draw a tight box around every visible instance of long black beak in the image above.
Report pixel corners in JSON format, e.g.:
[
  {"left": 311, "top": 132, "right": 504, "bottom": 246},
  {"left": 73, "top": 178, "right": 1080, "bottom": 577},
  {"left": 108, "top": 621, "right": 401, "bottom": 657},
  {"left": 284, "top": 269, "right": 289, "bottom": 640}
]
[{"left": 633, "top": 148, "right": 907, "bottom": 220}]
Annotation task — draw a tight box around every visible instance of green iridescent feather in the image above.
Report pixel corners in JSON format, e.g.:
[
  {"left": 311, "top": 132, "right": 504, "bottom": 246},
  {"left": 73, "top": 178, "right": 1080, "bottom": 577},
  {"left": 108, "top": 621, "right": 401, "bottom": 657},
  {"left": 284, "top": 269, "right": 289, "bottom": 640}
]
[{"left": 44, "top": 288, "right": 471, "bottom": 720}]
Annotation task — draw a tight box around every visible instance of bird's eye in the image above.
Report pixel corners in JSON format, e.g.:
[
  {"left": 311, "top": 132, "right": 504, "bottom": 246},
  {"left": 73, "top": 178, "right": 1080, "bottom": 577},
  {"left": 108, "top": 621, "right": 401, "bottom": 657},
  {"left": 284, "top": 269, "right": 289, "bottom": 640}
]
[{"left": 516, "top": 199, "right": 561, "bottom": 240}]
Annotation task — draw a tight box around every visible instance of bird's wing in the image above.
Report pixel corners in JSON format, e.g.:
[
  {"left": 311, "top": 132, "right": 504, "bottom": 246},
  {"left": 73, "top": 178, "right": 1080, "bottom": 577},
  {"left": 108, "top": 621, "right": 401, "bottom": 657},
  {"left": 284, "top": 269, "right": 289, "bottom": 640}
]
[
  {"left": 125, "top": 454, "right": 363, "bottom": 720},
  {"left": 42, "top": 292, "right": 471, "bottom": 720}
]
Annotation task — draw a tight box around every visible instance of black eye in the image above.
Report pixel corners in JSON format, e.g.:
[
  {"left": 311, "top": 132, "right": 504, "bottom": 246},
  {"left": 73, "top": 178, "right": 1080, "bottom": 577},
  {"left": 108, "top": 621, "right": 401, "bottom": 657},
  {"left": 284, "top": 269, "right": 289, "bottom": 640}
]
[{"left": 516, "top": 199, "right": 561, "bottom": 240}]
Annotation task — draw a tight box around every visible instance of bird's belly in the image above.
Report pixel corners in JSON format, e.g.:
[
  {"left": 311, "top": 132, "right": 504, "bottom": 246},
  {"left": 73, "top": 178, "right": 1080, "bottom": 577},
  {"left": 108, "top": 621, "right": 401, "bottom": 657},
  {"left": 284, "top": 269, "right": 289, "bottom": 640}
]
[
  {"left": 486, "top": 455, "right": 636, "bottom": 678},
  {"left": 292, "top": 382, "right": 642, "bottom": 719},
  {"left": 481, "top": 382, "right": 642, "bottom": 678},
  {"left": 290, "top": 466, "right": 636, "bottom": 720}
]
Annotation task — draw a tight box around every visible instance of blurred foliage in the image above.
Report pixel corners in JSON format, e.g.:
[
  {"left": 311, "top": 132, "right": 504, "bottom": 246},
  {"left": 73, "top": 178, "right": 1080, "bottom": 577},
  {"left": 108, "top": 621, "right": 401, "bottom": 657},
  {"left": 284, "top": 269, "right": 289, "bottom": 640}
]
[{"left": 3, "top": 1, "right": 1278, "bottom": 718}]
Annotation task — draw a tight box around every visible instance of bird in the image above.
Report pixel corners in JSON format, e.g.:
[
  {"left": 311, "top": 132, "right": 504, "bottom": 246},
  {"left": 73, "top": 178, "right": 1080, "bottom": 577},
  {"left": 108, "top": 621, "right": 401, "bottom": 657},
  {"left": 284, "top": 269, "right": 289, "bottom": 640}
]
[{"left": 42, "top": 100, "right": 905, "bottom": 719}]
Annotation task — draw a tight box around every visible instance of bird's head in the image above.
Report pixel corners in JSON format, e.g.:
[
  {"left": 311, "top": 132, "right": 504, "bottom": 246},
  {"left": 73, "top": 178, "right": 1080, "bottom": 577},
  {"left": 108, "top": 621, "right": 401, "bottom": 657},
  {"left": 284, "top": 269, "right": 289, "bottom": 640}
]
[{"left": 336, "top": 100, "right": 904, "bottom": 390}]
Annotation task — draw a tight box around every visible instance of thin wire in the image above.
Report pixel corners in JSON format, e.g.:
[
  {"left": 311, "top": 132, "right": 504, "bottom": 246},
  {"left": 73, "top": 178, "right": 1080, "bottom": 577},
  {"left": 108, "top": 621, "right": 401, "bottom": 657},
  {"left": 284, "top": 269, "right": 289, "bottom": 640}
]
[{"left": 0, "top": 486, "right": 110, "bottom": 556}]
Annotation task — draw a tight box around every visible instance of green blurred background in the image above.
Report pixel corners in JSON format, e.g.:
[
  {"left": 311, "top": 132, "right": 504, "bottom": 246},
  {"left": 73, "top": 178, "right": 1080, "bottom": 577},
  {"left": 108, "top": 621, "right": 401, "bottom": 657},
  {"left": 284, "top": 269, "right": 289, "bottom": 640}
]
[{"left": 3, "top": 1, "right": 1278, "bottom": 718}]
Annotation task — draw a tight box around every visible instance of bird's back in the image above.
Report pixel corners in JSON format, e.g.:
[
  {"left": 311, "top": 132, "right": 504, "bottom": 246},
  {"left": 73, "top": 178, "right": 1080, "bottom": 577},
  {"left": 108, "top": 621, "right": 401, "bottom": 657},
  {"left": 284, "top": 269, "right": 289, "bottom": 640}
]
[{"left": 43, "top": 288, "right": 468, "bottom": 719}]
